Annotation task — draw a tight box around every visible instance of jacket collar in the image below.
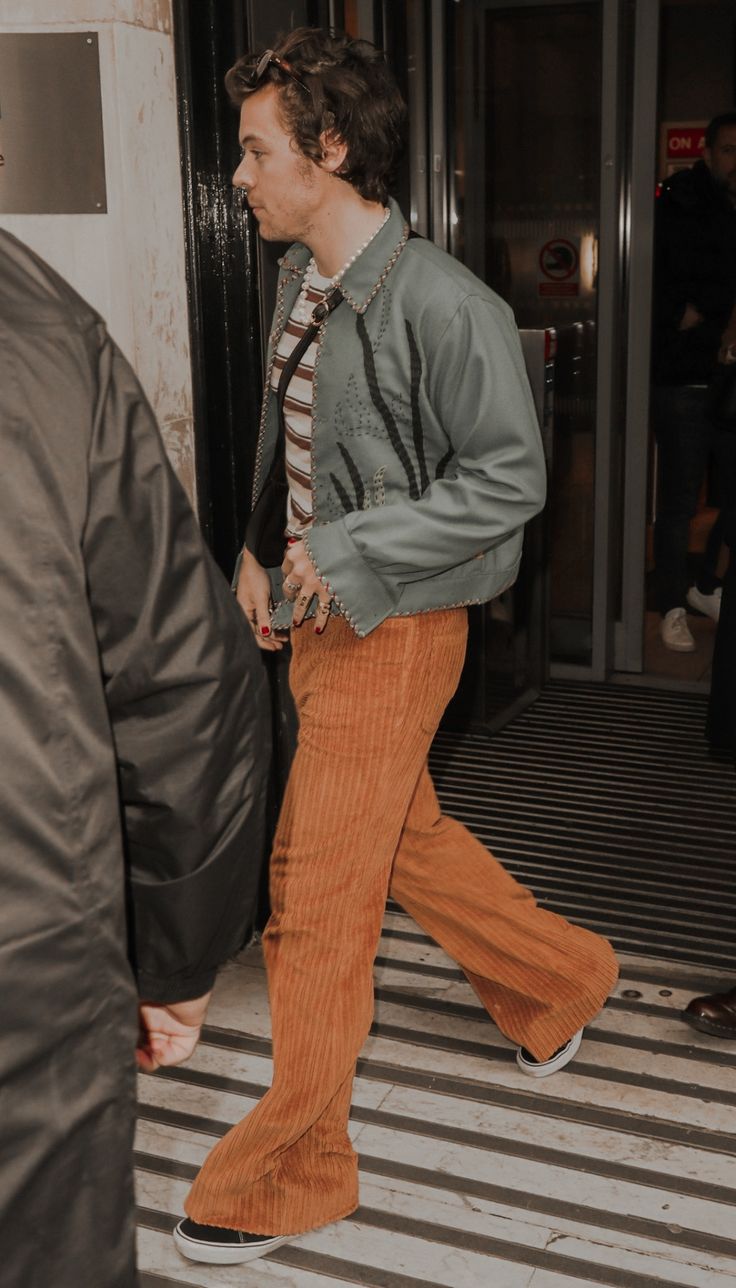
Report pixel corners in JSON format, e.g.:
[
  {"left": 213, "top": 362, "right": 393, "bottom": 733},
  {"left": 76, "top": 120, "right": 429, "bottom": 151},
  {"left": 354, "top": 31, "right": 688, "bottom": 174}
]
[{"left": 278, "top": 197, "right": 410, "bottom": 314}]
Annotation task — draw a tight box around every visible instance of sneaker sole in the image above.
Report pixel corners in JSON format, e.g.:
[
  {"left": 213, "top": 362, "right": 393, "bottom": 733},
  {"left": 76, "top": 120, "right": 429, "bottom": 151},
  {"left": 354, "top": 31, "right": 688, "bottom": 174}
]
[
  {"left": 661, "top": 635, "right": 696, "bottom": 652},
  {"left": 517, "top": 1027, "right": 583, "bottom": 1077},
  {"left": 174, "top": 1224, "right": 293, "bottom": 1265}
]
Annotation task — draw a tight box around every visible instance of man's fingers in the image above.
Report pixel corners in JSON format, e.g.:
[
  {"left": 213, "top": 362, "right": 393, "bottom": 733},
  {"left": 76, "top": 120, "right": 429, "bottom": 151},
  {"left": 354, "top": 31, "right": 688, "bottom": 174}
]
[
  {"left": 314, "top": 598, "right": 331, "bottom": 634},
  {"left": 254, "top": 602, "right": 275, "bottom": 642},
  {"left": 254, "top": 615, "right": 285, "bottom": 650},
  {"left": 293, "top": 588, "right": 333, "bottom": 632},
  {"left": 291, "top": 589, "right": 313, "bottom": 628},
  {"left": 237, "top": 593, "right": 284, "bottom": 651},
  {"left": 135, "top": 1046, "right": 158, "bottom": 1074}
]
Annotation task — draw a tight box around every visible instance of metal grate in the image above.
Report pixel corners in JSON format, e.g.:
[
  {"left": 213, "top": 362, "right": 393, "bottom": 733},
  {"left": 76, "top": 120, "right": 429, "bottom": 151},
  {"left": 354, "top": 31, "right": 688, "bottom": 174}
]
[{"left": 429, "top": 682, "right": 736, "bottom": 972}]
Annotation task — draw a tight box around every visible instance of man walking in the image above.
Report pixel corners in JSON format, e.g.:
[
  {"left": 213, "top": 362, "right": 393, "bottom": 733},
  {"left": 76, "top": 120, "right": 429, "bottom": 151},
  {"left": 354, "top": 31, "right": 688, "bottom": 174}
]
[{"left": 175, "top": 28, "right": 619, "bottom": 1267}]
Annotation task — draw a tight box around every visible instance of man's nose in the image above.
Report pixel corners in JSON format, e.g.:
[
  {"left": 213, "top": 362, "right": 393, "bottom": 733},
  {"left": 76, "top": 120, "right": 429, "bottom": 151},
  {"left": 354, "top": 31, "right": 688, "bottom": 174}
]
[{"left": 233, "top": 158, "right": 250, "bottom": 190}]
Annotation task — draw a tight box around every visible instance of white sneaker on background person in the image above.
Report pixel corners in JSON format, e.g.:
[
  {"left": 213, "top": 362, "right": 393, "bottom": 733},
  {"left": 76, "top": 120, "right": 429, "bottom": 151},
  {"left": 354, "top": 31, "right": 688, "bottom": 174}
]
[
  {"left": 661, "top": 607, "right": 696, "bottom": 651},
  {"left": 686, "top": 584, "right": 722, "bottom": 622}
]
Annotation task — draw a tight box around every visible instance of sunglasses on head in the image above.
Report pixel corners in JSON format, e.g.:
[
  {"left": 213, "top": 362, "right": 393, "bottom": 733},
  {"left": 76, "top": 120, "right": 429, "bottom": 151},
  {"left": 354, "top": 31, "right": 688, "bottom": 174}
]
[{"left": 249, "top": 50, "right": 311, "bottom": 97}]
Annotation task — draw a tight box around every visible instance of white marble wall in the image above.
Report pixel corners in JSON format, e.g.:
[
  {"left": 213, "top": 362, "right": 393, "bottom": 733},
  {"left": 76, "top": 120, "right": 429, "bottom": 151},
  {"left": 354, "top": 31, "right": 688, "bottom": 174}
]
[{"left": 0, "top": 0, "right": 196, "bottom": 502}]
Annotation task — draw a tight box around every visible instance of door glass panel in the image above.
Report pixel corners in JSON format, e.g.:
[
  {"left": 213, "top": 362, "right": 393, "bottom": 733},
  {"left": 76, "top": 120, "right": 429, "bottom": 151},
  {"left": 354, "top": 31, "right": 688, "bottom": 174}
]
[{"left": 447, "top": 1, "right": 602, "bottom": 667}]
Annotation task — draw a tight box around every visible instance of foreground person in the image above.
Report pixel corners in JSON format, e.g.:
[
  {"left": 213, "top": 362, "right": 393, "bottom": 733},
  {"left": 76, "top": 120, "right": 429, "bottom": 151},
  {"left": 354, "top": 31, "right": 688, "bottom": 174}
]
[
  {"left": 174, "top": 28, "right": 620, "bottom": 1267},
  {"left": 0, "top": 230, "right": 269, "bottom": 1287}
]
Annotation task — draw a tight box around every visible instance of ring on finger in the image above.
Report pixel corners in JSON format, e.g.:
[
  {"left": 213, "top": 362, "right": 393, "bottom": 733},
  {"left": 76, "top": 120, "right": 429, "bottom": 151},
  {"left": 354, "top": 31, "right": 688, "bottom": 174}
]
[
  {"left": 316, "top": 599, "right": 331, "bottom": 615},
  {"left": 284, "top": 580, "right": 301, "bottom": 593},
  {"left": 296, "top": 592, "right": 311, "bottom": 608}
]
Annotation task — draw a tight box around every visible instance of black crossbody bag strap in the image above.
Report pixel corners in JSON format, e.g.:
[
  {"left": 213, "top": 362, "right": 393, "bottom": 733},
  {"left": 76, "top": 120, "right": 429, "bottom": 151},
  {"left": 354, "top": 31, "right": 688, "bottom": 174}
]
[
  {"left": 270, "top": 284, "right": 345, "bottom": 473},
  {"left": 244, "top": 284, "right": 344, "bottom": 565}
]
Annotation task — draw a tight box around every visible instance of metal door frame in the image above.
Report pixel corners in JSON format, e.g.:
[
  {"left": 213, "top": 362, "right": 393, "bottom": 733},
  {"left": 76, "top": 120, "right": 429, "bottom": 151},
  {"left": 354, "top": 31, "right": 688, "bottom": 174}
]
[
  {"left": 613, "top": 1, "right": 660, "bottom": 676},
  {"left": 417, "top": 0, "right": 662, "bottom": 685}
]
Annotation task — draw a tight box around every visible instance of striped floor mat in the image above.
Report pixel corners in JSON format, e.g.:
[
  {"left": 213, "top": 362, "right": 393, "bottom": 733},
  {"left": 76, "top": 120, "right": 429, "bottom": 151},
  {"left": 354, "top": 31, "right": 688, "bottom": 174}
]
[
  {"left": 431, "top": 681, "right": 735, "bottom": 972},
  {"left": 137, "top": 941, "right": 736, "bottom": 1286}
]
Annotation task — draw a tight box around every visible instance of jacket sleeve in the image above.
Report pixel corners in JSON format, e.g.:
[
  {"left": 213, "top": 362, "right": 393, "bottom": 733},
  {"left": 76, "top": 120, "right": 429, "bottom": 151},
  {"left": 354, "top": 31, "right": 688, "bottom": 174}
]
[
  {"left": 82, "top": 326, "right": 270, "bottom": 1004},
  {"left": 305, "top": 293, "right": 546, "bottom": 619}
]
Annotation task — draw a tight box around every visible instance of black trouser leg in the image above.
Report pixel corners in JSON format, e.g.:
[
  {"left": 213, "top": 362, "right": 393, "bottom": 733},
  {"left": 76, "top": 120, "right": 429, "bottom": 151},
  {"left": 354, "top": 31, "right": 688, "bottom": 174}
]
[{"left": 652, "top": 384, "right": 714, "bottom": 614}]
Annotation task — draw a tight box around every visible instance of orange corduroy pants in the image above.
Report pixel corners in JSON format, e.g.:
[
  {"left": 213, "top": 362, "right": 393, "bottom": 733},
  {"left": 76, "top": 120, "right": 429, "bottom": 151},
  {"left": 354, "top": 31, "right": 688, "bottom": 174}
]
[{"left": 185, "top": 609, "right": 619, "bottom": 1235}]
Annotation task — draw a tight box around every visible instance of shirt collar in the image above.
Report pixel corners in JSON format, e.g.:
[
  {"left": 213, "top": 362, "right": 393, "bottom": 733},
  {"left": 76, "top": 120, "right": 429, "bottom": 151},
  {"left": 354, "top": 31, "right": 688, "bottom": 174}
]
[{"left": 279, "top": 197, "right": 410, "bottom": 314}]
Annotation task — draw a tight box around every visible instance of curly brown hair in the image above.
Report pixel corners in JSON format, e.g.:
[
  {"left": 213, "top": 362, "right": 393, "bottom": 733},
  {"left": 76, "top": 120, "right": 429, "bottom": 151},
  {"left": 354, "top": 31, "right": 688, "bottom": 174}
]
[{"left": 225, "top": 27, "right": 407, "bottom": 204}]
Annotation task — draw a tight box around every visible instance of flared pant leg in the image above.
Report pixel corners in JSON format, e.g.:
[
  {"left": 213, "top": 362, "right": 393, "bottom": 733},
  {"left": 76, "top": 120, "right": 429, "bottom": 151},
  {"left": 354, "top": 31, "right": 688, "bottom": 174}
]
[
  {"left": 389, "top": 770, "right": 619, "bottom": 1060},
  {"left": 185, "top": 611, "right": 466, "bottom": 1235},
  {"left": 185, "top": 608, "right": 618, "bottom": 1237}
]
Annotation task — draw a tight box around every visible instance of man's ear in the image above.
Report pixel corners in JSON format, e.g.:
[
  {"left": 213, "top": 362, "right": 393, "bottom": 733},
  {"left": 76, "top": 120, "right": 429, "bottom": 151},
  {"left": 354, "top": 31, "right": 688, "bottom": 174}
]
[{"left": 320, "top": 129, "right": 348, "bottom": 175}]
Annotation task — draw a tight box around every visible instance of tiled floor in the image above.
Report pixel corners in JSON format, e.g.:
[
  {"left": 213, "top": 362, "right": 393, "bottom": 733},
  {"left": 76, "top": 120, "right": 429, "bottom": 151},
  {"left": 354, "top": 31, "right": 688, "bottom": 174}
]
[{"left": 136, "top": 930, "right": 736, "bottom": 1287}]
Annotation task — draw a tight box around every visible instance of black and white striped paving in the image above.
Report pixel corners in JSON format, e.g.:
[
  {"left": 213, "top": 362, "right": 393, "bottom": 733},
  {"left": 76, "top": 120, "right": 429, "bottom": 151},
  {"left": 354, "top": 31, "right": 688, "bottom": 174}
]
[{"left": 137, "top": 682, "right": 735, "bottom": 1285}]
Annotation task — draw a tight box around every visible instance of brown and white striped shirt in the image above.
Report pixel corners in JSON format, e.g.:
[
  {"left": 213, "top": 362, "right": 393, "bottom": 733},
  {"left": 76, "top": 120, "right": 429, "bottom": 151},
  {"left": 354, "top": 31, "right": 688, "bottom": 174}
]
[{"left": 271, "top": 269, "right": 333, "bottom": 536}]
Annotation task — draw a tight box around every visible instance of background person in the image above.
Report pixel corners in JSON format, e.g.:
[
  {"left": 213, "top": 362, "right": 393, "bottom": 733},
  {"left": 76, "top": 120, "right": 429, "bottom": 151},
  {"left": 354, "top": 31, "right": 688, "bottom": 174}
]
[
  {"left": 682, "top": 331, "right": 736, "bottom": 1041},
  {"left": 0, "top": 229, "right": 270, "bottom": 1288},
  {"left": 650, "top": 111, "right": 736, "bottom": 651},
  {"left": 173, "top": 28, "right": 619, "bottom": 1269}
]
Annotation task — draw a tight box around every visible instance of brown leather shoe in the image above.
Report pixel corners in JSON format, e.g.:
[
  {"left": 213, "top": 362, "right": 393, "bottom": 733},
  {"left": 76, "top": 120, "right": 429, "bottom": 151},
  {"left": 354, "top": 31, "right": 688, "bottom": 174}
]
[{"left": 683, "top": 986, "right": 736, "bottom": 1038}]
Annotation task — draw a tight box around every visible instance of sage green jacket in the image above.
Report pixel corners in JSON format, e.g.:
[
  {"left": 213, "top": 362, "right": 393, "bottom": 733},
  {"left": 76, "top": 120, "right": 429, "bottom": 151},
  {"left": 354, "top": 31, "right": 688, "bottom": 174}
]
[{"left": 254, "top": 198, "right": 546, "bottom": 638}]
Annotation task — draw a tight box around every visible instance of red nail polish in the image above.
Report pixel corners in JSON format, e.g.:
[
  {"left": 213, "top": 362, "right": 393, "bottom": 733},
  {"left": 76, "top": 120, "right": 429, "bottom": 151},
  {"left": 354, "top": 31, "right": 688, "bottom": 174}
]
[
  {"left": 261, "top": 626, "right": 271, "bottom": 636},
  {"left": 315, "top": 626, "right": 323, "bottom": 635}
]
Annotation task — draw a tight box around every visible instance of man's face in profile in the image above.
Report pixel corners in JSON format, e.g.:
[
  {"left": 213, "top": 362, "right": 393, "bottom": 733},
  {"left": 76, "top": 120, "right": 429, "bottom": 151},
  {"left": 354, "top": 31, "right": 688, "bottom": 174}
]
[
  {"left": 232, "top": 84, "right": 324, "bottom": 247},
  {"left": 705, "top": 124, "right": 736, "bottom": 200}
]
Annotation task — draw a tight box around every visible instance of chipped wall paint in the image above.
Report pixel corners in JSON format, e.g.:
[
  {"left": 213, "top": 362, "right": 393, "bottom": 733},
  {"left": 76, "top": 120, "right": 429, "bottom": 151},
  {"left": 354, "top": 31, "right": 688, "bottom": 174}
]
[
  {"left": 0, "top": 0, "right": 197, "bottom": 506},
  {"left": 0, "top": 1, "right": 171, "bottom": 34}
]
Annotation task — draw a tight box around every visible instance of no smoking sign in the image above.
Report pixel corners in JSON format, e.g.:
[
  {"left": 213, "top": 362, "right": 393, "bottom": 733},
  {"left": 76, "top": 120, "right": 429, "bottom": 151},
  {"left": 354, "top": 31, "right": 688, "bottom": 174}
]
[{"left": 538, "top": 237, "right": 580, "bottom": 298}]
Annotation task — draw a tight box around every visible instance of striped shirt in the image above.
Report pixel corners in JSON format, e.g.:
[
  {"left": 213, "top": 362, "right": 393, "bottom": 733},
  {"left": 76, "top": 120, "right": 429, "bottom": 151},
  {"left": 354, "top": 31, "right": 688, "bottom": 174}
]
[{"left": 271, "top": 269, "right": 333, "bottom": 536}]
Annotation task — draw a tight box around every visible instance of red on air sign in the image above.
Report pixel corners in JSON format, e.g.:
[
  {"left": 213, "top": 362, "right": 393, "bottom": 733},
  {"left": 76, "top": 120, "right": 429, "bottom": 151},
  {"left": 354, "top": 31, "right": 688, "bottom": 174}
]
[{"left": 666, "top": 127, "right": 705, "bottom": 161}]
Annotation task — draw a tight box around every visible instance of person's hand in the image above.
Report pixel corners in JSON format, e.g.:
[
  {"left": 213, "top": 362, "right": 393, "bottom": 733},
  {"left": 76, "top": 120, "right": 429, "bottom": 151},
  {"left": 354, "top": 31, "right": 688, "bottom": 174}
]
[
  {"left": 136, "top": 991, "right": 212, "bottom": 1073},
  {"left": 678, "top": 302, "right": 704, "bottom": 331},
  {"left": 281, "top": 539, "right": 333, "bottom": 633},
  {"left": 235, "top": 547, "right": 287, "bottom": 651}
]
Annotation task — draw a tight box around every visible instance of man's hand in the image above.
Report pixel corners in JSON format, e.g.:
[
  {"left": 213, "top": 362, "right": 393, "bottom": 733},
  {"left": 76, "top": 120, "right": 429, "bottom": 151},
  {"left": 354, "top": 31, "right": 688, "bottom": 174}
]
[
  {"left": 281, "top": 539, "right": 333, "bottom": 633},
  {"left": 236, "top": 547, "right": 287, "bottom": 651},
  {"left": 678, "top": 302, "right": 704, "bottom": 331},
  {"left": 136, "top": 991, "right": 212, "bottom": 1073}
]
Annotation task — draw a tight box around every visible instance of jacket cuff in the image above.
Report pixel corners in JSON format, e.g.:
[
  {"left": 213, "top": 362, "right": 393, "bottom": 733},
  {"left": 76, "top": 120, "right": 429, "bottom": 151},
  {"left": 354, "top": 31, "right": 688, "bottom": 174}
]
[
  {"left": 304, "top": 522, "right": 399, "bottom": 637},
  {"left": 136, "top": 967, "right": 218, "bottom": 1005}
]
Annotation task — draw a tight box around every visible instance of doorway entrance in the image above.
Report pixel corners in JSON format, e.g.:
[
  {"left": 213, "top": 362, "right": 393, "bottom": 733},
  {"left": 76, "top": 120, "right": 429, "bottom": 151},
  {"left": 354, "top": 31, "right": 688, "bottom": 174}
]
[{"left": 395, "top": 0, "right": 735, "bottom": 707}]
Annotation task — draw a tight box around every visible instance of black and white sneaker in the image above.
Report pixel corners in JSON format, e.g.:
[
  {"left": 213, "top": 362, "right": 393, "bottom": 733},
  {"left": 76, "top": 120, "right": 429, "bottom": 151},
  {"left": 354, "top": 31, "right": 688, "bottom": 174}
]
[
  {"left": 174, "top": 1217, "right": 294, "bottom": 1265},
  {"left": 516, "top": 1027, "right": 583, "bottom": 1077}
]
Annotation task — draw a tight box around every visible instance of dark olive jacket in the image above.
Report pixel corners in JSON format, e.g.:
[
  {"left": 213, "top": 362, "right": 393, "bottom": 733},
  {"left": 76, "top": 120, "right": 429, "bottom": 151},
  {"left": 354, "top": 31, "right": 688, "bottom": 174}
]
[{"left": 0, "top": 230, "right": 269, "bottom": 1287}]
